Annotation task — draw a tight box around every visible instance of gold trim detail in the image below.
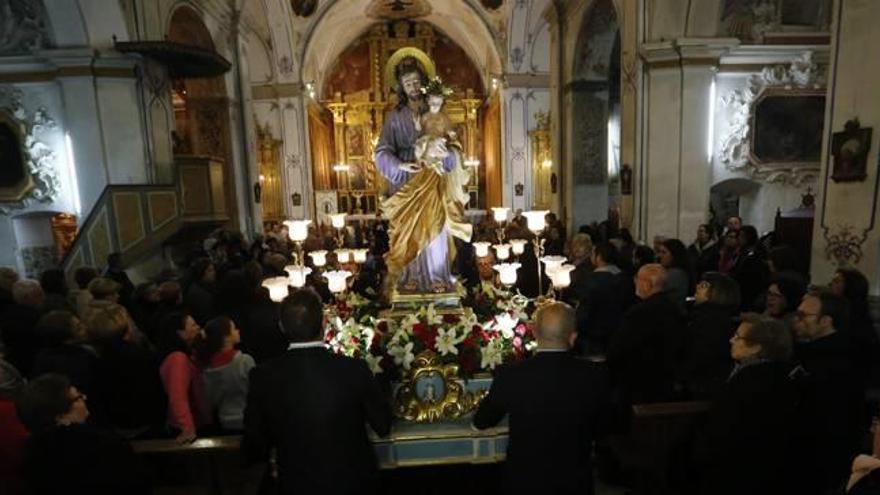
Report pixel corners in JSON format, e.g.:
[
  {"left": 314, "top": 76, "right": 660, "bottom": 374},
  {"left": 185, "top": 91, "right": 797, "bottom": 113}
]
[
  {"left": 383, "top": 46, "right": 436, "bottom": 92},
  {"left": 394, "top": 351, "right": 487, "bottom": 423}
]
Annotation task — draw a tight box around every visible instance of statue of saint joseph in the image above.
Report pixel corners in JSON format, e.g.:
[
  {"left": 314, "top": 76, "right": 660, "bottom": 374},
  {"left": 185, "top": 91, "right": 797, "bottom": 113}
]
[{"left": 374, "top": 49, "right": 472, "bottom": 297}]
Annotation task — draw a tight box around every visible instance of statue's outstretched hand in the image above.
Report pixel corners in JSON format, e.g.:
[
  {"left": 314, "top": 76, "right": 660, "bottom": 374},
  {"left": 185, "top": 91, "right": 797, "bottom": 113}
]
[{"left": 399, "top": 162, "right": 423, "bottom": 173}]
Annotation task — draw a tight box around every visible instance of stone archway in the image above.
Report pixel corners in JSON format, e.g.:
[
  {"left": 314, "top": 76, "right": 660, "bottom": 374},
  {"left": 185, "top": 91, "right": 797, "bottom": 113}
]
[{"left": 566, "top": 0, "right": 620, "bottom": 232}]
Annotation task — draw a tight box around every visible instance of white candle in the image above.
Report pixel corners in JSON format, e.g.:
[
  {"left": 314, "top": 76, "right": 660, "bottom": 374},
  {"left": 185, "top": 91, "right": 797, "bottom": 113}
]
[
  {"left": 548, "top": 264, "right": 575, "bottom": 289},
  {"left": 493, "top": 263, "right": 521, "bottom": 286},
  {"left": 540, "top": 255, "right": 567, "bottom": 274},
  {"left": 491, "top": 207, "right": 510, "bottom": 223},
  {"left": 262, "top": 276, "right": 290, "bottom": 302},
  {"left": 335, "top": 249, "right": 352, "bottom": 264},
  {"left": 329, "top": 213, "right": 346, "bottom": 229},
  {"left": 285, "top": 265, "right": 312, "bottom": 288},
  {"left": 522, "top": 210, "right": 548, "bottom": 233},
  {"left": 352, "top": 248, "right": 369, "bottom": 263},
  {"left": 309, "top": 250, "right": 328, "bottom": 267},
  {"left": 284, "top": 219, "right": 311, "bottom": 242},
  {"left": 493, "top": 243, "right": 511, "bottom": 260},
  {"left": 473, "top": 242, "right": 491, "bottom": 258},
  {"left": 323, "top": 270, "right": 352, "bottom": 293},
  {"left": 510, "top": 239, "right": 527, "bottom": 255}
]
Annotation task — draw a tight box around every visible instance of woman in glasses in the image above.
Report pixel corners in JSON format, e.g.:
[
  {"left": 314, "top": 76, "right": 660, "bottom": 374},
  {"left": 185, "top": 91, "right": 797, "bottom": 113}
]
[
  {"left": 763, "top": 275, "right": 807, "bottom": 321},
  {"left": 15, "top": 373, "right": 149, "bottom": 494},
  {"left": 693, "top": 315, "right": 799, "bottom": 495}
]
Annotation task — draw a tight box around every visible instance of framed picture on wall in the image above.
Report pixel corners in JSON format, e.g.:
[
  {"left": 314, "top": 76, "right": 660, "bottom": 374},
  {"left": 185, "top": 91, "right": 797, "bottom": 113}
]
[{"left": 831, "top": 119, "right": 872, "bottom": 183}]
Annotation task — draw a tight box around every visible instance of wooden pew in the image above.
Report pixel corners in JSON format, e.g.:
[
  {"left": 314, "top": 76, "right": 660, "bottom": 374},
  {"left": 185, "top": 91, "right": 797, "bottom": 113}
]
[
  {"left": 132, "top": 435, "right": 247, "bottom": 495},
  {"left": 608, "top": 401, "right": 711, "bottom": 495}
]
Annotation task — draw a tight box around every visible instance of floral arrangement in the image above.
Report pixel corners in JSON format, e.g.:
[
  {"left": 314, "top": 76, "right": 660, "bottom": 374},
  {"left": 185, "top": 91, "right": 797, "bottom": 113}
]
[
  {"left": 324, "top": 288, "right": 536, "bottom": 378},
  {"left": 420, "top": 76, "right": 454, "bottom": 98}
]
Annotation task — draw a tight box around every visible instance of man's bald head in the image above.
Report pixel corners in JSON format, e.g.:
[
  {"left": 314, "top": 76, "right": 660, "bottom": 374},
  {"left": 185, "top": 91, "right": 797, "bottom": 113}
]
[
  {"left": 534, "top": 301, "right": 577, "bottom": 349},
  {"left": 636, "top": 263, "right": 667, "bottom": 299}
]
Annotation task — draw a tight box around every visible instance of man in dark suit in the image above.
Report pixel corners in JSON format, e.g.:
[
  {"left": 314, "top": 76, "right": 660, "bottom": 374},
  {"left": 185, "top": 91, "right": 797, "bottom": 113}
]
[
  {"left": 572, "top": 242, "right": 634, "bottom": 357},
  {"left": 473, "top": 301, "right": 611, "bottom": 495},
  {"left": 792, "top": 289, "right": 865, "bottom": 494},
  {"left": 607, "top": 263, "right": 686, "bottom": 405},
  {"left": 243, "top": 288, "right": 391, "bottom": 495}
]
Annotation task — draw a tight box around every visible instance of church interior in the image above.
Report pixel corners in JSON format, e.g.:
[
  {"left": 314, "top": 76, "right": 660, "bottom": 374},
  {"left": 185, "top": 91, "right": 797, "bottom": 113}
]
[{"left": 2, "top": 0, "right": 880, "bottom": 494}]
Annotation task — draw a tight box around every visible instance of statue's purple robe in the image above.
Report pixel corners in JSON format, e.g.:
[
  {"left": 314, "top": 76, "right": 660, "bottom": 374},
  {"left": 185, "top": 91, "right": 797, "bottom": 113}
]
[{"left": 375, "top": 105, "right": 457, "bottom": 292}]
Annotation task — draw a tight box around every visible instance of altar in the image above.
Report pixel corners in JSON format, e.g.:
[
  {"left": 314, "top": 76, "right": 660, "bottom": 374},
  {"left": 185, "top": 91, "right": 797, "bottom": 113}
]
[{"left": 372, "top": 418, "right": 508, "bottom": 469}]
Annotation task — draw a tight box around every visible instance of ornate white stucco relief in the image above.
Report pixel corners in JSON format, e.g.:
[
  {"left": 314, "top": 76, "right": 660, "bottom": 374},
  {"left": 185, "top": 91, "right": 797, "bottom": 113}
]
[{"left": 718, "top": 52, "right": 825, "bottom": 185}]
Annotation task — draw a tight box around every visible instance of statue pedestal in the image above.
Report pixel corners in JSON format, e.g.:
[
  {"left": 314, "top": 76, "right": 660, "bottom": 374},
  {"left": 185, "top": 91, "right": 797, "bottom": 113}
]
[{"left": 384, "top": 291, "right": 462, "bottom": 318}]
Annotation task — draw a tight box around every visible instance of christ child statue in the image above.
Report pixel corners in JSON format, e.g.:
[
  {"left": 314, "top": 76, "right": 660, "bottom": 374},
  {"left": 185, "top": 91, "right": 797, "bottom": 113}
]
[{"left": 411, "top": 77, "right": 461, "bottom": 174}]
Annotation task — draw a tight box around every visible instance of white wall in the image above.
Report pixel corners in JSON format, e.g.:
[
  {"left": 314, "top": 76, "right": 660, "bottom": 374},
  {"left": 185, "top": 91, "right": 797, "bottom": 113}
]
[{"left": 811, "top": 0, "right": 880, "bottom": 292}]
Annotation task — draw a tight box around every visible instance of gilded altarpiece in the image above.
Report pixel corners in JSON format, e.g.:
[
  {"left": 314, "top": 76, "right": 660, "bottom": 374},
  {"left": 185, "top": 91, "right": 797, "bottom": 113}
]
[
  {"left": 530, "top": 111, "right": 553, "bottom": 210},
  {"left": 312, "top": 21, "right": 491, "bottom": 215},
  {"left": 256, "top": 123, "right": 284, "bottom": 221}
]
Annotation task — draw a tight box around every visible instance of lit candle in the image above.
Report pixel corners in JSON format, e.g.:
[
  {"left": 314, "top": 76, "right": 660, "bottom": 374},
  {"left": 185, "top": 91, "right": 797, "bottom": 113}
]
[
  {"left": 540, "top": 255, "right": 567, "bottom": 274},
  {"left": 493, "top": 243, "right": 511, "bottom": 260},
  {"left": 510, "top": 239, "right": 527, "bottom": 255},
  {"left": 473, "top": 242, "right": 491, "bottom": 258},
  {"left": 491, "top": 207, "right": 510, "bottom": 223},
  {"left": 262, "top": 276, "right": 290, "bottom": 302},
  {"left": 522, "top": 210, "right": 548, "bottom": 233},
  {"left": 309, "top": 250, "right": 328, "bottom": 267},
  {"left": 352, "top": 248, "right": 369, "bottom": 263},
  {"left": 493, "top": 263, "right": 521, "bottom": 286},
  {"left": 335, "top": 249, "right": 351, "bottom": 264},
  {"left": 323, "top": 270, "right": 352, "bottom": 293},
  {"left": 548, "top": 264, "right": 575, "bottom": 289},
  {"left": 285, "top": 265, "right": 312, "bottom": 288},
  {"left": 284, "top": 219, "right": 311, "bottom": 242},
  {"left": 329, "top": 213, "right": 346, "bottom": 229}
]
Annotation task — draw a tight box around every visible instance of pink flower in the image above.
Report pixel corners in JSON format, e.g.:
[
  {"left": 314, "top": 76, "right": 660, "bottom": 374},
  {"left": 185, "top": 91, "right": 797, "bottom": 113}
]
[
  {"left": 515, "top": 324, "right": 526, "bottom": 336},
  {"left": 513, "top": 337, "right": 523, "bottom": 348}
]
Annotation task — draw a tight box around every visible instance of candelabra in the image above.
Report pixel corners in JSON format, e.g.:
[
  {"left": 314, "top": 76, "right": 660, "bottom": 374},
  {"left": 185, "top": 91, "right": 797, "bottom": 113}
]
[{"left": 522, "top": 210, "right": 548, "bottom": 295}]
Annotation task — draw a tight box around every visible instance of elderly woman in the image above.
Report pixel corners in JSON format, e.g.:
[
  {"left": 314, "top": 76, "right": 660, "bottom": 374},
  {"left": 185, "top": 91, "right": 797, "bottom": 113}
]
[
  {"left": 693, "top": 315, "right": 799, "bottom": 494},
  {"left": 681, "top": 272, "right": 740, "bottom": 398},
  {"left": 15, "top": 373, "right": 148, "bottom": 494}
]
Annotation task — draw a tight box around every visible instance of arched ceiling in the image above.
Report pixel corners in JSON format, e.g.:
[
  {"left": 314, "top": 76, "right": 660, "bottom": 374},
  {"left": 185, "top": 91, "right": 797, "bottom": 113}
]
[{"left": 296, "top": 0, "right": 505, "bottom": 94}]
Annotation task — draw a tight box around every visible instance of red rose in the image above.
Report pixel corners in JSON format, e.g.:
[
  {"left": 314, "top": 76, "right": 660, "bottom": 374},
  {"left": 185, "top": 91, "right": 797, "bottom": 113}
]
[
  {"left": 377, "top": 320, "right": 389, "bottom": 334},
  {"left": 460, "top": 352, "right": 478, "bottom": 374},
  {"left": 413, "top": 323, "right": 438, "bottom": 350},
  {"left": 369, "top": 335, "right": 383, "bottom": 354}
]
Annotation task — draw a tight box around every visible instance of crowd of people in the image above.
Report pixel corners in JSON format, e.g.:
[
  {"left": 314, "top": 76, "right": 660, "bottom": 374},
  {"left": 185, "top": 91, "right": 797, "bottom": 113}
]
[{"left": 0, "top": 213, "right": 879, "bottom": 494}]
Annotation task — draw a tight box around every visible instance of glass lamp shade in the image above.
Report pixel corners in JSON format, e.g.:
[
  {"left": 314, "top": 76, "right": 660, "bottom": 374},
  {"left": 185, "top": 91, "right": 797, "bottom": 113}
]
[
  {"left": 540, "top": 255, "right": 567, "bottom": 274},
  {"left": 491, "top": 207, "right": 510, "bottom": 223},
  {"left": 335, "top": 249, "right": 352, "bottom": 264},
  {"left": 308, "top": 250, "right": 328, "bottom": 267},
  {"left": 473, "top": 242, "right": 492, "bottom": 258},
  {"left": 352, "top": 248, "right": 369, "bottom": 263},
  {"left": 284, "top": 219, "right": 311, "bottom": 242},
  {"left": 262, "top": 277, "right": 290, "bottom": 302},
  {"left": 522, "top": 210, "right": 548, "bottom": 232},
  {"left": 548, "top": 264, "right": 576, "bottom": 289},
  {"left": 510, "top": 239, "right": 527, "bottom": 255},
  {"left": 329, "top": 213, "right": 347, "bottom": 229},
  {"left": 284, "top": 265, "right": 312, "bottom": 288},
  {"left": 323, "top": 270, "right": 352, "bottom": 293},
  {"left": 493, "top": 243, "right": 511, "bottom": 261},
  {"left": 493, "top": 262, "right": 521, "bottom": 286}
]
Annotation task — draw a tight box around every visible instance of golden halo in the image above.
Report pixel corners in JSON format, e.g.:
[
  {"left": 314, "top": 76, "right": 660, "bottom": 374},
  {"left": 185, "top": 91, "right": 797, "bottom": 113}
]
[{"left": 384, "top": 47, "right": 436, "bottom": 93}]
